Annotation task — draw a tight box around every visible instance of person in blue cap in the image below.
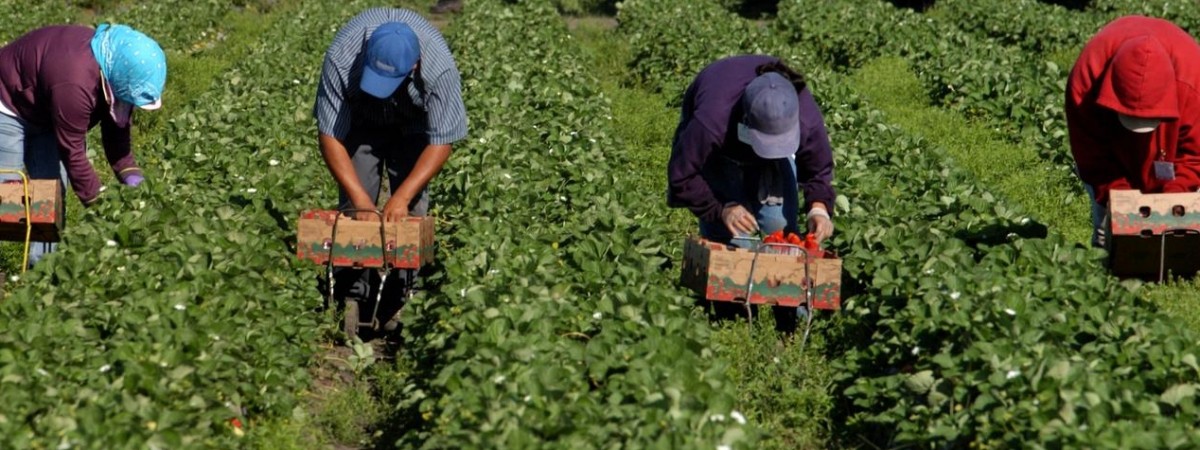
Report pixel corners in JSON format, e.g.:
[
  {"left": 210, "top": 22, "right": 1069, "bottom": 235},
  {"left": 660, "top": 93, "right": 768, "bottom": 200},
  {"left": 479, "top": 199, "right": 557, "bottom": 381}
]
[
  {"left": 314, "top": 8, "right": 467, "bottom": 331},
  {"left": 668, "top": 55, "right": 836, "bottom": 331},
  {"left": 0, "top": 23, "right": 165, "bottom": 267}
]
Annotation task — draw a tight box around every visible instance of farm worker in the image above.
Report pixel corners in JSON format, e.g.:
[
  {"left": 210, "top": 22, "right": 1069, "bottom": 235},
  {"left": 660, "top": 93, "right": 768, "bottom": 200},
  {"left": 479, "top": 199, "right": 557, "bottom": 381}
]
[
  {"left": 668, "top": 55, "right": 835, "bottom": 330},
  {"left": 667, "top": 55, "right": 836, "bottom": 248},
  {"left": 0, "top": 24, "right": 164, "bottom": 267},
  {"left": 314, "top": 8, "right": 466, "bottom": 305},
  {"left": 1067, "top": 15, "right": 1200, "bottom": 247}
]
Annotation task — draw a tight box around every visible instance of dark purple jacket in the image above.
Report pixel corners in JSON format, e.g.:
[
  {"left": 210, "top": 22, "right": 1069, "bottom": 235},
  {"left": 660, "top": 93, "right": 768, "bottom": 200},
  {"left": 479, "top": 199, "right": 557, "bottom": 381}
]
[
  {"left": 667, "top": 55, "right": 835, "bottom": 223},
  {"left": 0, "top": 25, "right": 141, "bottom": 204}
]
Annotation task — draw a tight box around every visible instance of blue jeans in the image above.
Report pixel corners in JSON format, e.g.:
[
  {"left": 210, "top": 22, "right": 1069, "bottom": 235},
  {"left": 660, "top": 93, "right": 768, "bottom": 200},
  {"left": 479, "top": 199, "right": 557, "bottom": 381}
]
[
  {"left": 1074, "top": 167, "right": 1107, "bottom": 248},
  {"left": 0, "top": 113, "right": 67, "bottom": 268}
]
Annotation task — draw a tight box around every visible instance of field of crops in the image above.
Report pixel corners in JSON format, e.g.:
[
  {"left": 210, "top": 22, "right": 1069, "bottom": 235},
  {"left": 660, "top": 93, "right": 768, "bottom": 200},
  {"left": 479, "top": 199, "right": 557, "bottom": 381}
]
[{"left": 2, "top": 0, "right": 1200, "bottom": 448}]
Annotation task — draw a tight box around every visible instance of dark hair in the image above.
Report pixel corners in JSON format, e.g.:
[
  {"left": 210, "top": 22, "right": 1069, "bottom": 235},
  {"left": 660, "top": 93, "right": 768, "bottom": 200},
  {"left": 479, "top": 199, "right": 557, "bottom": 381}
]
[{"left": 755, "top": 60, "right": 806, "bottom": 92}]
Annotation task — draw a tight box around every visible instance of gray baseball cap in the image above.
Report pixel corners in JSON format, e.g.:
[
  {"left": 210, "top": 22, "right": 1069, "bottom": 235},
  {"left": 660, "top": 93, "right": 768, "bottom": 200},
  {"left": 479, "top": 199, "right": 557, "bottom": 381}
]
[{"left": 738, "top": 72, "right": 801, "bottom": 159}]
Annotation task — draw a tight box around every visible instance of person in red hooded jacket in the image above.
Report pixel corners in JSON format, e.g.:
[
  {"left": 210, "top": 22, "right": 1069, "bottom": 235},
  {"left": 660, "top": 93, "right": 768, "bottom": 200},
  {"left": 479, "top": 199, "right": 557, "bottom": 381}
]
[{"left": 1066, "top": 15, "right": 1200, "bottom": 247}]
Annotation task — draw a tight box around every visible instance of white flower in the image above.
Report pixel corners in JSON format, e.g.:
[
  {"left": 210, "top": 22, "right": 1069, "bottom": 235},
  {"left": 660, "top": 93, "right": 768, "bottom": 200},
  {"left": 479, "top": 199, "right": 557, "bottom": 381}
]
[
  {"left": 245, "top": 188, "right": 257, "bottom": 193},
  {"left": 1004, "top": 308, "right": 1016, "bottom": 316},
  {"left": 138, "top": 201, "right": 146, "bottom": 209},
  {"left": 730, "top": 411, "right": 746, "bottom": 425},
  {"left": 593, "top": 312, "right": 602, "bottom": 320},
  {"left": 772, "top": 357, "right": 780, "bottom": 364},
  {"left": 503, "top": 173, "right": 512, "bottom": 180},
  {"left": 292, "top": 79, "right": 300, "bottom": 85},
  {"left": 99, "top": 364, "right": 111, "bottom": 373},
  {"left": 210, "top": 334, "right": 221, "bottom": 341},
  {"left": 99, "top": 185, "right": 108, "bottom": 192},
  {"left": 911, "top": 346, "right": 920, "bottom": 356},
  {"left": 1006, "top": 370, "right": 1020, "bottom": 380},
  {"left": 174, "top": 304, "right": 186, "bottom": 311},
  {"left": 478, "top": 137, "right": 487, "bottom": 144},
  {"left": 487, "top": 269, "right": 499, "bottom": 275},
  {"left": 559, "top": 196, "right": 567, "bottom": 202},
  {"left": 523, "top": 395, "right": 532, "bottom": 402},
  {"left": 194, "top": 152, "right": 204, "bottom": 158},
  {"left": 1020, "top": 217, "right": 1031, "bottom": 225},
  {"left": 493, "top": 375, "right": 506, "bottom": 384},
  {"left": 459, "top": 289, "right": 466, "bottom": 297},
  {"left": 949, "top": 291, "right": 961, "bottom": 300},
  {"left": 105, "top": 240, "right": 118, "bottom": 247},
  {"left": 9, "top": 275, "right": 18, "bottom": 282},
  {"left": 117, "top": 266, "right": 126, "bottom": 272},
  {"left": 717, "top": 445, "right": 732, "bottom": 450},
  {"left": 924, "top": 269, "right": 935, "bottom": 275},
  {"left": 268, "top": 159, "right": 279, "bottom": 166},
  {"left": 709, "top": 413, "right": 726, "bottom": 422}
]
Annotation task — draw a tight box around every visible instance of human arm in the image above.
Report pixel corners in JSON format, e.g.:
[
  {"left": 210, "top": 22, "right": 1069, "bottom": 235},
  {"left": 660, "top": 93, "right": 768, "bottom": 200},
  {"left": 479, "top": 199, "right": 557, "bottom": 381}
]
[
  {"left": 318, "top": 133, "right": 378, "bottom": 221},
  {"left": 1162, "top": 97, "right": 1200, "bottom": 193},
  {"left": 99, "top": 109, "right": 143, "bottom": 186},
  {"left": 50, "top": 85, "right": 103, "bottom": 205},
  {"left": 667, "top": 119, "right": 725, "bottom": 222},
  {"left": 382, "top": 143, "right": 451, "bottom": 222},
  {"left": 793, "top": 89, "right": 835, "bottom": 216}
]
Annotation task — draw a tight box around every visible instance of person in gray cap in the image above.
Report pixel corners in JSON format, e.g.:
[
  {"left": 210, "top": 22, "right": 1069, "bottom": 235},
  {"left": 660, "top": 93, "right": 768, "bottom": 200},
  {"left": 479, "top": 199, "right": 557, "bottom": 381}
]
[
  {"left": 314, "top": 8, "right": 467, "bottom": 330},
  {"left": 668, "top": 55, "right": 835, "bottom": 248},
  {"left": 669, "top": 55, "right": 836, "bottom": 330}
]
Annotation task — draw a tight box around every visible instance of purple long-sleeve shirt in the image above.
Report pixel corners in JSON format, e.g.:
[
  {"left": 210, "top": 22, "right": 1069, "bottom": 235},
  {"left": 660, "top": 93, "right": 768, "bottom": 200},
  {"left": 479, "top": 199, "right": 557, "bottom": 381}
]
[
  {"left": 667, "top": 55, "right": 835, "bottom": 223},
  {"left": 0, "top": 25, "right": 141, "bottom": 204}
]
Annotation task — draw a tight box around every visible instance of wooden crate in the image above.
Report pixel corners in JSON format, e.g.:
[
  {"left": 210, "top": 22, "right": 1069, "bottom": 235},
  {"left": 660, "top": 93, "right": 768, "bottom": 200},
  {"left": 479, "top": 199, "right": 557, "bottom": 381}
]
[
  {"left": 680, "top": 236, "right": 842, "bottom": 310},
  {"left": 0, "top": 179, "right": 63, "bottom": 242},
  {"left": 1108, "top": 190, "right": 1200, "bottom": 280},
  {"left": 295, "top": 210, "right": 434, "bottom": 269}
]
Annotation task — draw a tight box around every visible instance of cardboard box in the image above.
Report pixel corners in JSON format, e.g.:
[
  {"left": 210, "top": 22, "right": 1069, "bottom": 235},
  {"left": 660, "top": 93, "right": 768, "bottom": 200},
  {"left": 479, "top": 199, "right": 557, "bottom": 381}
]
[
  {"left": 680, "top": 236, "right": 842, "bottom": 310},
  {"left": 296, "top": 210, "right": 435, "bottom": 269},
  {"left": 1108, "top": 190, "right": 1200, "bottom": 281},
  {"left": 0, "top": 179, "right": 63, "bottom": 242}
]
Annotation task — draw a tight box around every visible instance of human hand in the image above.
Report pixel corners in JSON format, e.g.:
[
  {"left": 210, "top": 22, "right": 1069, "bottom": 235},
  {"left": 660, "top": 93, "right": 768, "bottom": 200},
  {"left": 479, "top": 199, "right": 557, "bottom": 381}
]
[
  {"left": 807, "top": 207, "right": 833, "bottom": 242},
  {"left": 721, "top": 204, "right": 758, "bottom": 236},
  {"left": 349, "top": 200, "right": 380, "bottom": 222},
  {"left": 382, "top": 198, "right": 410, "bottom": 223}
]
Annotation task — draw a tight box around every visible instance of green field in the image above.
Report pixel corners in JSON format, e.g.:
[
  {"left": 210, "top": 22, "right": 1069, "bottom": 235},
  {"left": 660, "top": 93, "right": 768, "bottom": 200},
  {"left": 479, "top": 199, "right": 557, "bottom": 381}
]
[{"left": 2, "top": 0, "right": 1200, "bottom": 449}]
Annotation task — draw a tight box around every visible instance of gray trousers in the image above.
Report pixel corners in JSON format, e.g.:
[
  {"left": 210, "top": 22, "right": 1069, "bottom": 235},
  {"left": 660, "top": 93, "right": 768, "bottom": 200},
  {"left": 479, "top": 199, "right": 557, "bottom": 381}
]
[{"left": 332, "top": 132, "right": 431, "bottom": 301}]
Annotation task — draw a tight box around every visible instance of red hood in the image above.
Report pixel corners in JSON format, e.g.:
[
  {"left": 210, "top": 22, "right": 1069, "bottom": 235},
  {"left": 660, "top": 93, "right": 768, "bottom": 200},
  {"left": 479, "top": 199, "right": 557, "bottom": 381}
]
[{"left": 1095, "top": 35, "right": 1179, "bottom": 120}]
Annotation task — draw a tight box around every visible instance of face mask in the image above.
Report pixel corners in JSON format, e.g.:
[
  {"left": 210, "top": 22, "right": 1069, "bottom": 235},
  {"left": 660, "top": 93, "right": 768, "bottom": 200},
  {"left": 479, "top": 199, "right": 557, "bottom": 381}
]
[{"left": 737, "top": 122, "right": 753, "bottom": 146}]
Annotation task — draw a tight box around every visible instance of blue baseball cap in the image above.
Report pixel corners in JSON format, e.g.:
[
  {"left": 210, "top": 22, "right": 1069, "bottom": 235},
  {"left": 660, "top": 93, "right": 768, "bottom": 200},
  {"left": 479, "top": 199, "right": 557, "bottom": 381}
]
[
  {"left": 738, "top": 72, "right": 801, "bottom": 160},
  {"left": 360, "top": 22, "right": 420, "bottom": 99}
]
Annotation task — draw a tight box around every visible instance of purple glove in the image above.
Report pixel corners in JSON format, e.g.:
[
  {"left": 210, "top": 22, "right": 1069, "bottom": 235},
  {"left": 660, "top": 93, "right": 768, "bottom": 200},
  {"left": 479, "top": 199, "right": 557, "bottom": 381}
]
[{"left": 122, "top": 173, "right": 144, "bottom": 187}]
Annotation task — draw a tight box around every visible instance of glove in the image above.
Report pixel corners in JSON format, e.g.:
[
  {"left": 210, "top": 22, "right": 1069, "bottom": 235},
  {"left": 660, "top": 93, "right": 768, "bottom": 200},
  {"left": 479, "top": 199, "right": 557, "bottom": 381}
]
[{"left": 121, "top": 173, "right": 144, "bottom": 187}]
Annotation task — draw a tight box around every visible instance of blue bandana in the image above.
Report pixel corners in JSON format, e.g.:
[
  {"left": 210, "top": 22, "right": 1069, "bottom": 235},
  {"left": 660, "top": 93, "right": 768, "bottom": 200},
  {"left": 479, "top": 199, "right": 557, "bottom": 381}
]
[{"left": 90, "top": 24, "right": 166, "bottom": 108}]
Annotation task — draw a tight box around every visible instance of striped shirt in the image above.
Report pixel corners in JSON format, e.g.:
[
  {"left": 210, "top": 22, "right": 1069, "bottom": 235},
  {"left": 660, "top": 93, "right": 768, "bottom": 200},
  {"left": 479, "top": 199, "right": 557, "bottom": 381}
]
[{"left": 315, "top": 8, "right": 467, "bottom": 144}]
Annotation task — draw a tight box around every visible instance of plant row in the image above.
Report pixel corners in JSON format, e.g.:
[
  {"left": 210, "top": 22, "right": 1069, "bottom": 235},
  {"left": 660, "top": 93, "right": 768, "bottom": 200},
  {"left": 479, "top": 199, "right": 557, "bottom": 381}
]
[
  {"left": 377, "top": 1, "right": 754, "bottom": 448},
  {"left": 0, "top": 1, "right": 361, "bottom": 447},
  {"left": 618, "top": 0, "right": 1200, "bottom": 447}
]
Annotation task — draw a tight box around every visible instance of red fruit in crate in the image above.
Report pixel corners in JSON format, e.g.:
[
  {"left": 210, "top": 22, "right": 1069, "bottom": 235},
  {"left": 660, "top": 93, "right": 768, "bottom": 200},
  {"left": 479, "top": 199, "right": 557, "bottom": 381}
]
[{"left": 786, "top": 233, "right": 803, "bottom": 245}]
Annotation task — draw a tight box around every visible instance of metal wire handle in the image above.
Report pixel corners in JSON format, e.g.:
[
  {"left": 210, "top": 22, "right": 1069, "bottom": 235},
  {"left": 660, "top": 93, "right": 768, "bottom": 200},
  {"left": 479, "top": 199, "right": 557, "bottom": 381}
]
[
  {"left": 0, "top": 170, "right": 33, "bottom": 274},
  {"left": 326, "top": 209, "right": 391, "bottom": 329},
  {"left": 740, "top": 236, "right": 816, "bottom": 348},
  {"left": 1156, "top": 228, "right": 1200, "bottom": 283}
]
